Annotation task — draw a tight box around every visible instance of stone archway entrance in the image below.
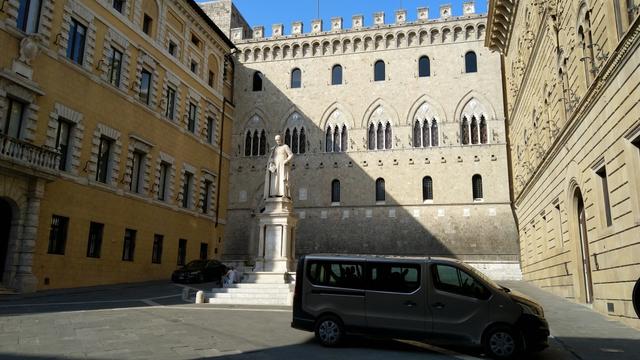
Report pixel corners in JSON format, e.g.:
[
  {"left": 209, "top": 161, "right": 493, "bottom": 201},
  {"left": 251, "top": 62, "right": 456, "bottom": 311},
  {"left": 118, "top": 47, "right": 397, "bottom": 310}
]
[
  {"left": 574, "top": 188, "right": 594, "bottom": 304},
  {"left": 0, "top": 198, "right": 12, "bottom": 283}
]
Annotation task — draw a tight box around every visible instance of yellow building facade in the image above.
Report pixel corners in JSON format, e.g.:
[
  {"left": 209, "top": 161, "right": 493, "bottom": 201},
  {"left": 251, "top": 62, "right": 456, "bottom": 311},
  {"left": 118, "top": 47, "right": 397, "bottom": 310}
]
[
  {"left": 487, "top": 0, "right": 640, "bottom": 328},
  {"left": 0, "top": 0, "right": 235, "bottom": 292}
]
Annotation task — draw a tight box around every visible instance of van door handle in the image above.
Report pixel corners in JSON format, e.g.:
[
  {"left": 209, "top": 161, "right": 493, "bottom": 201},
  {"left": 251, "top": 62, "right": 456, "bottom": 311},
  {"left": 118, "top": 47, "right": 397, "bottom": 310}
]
[
  {"left": 432, "top": 302, "right": 445, "bottom": 309},
  {"left": 404, "top": 301, "right": 417, "bottom": 308}
]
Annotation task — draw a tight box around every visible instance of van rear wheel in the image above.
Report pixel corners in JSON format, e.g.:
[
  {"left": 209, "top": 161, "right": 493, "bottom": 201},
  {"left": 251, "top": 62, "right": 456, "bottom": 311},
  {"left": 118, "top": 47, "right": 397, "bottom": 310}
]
[
  {"left": 483, "top": 325, "right": 521, "bottom": 359},
  {"left": 314, "top": 315, "right": 344, "bottom": 347}
]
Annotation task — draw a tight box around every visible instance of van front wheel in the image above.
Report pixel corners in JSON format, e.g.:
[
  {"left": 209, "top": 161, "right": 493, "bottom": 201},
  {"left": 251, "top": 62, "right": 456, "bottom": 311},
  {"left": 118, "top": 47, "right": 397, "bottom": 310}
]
[
  {"left": 314, "top": 315, "right": 344, "bottom": 347},
  {"left": 483, "top": 325, "right": 521, "bottom": 359}
]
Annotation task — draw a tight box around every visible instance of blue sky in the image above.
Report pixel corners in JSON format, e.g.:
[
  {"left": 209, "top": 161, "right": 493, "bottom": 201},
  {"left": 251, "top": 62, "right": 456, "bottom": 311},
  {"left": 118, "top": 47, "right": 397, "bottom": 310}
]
[{"left": 217, "top": 1, "right": 487, "bottom": 36}]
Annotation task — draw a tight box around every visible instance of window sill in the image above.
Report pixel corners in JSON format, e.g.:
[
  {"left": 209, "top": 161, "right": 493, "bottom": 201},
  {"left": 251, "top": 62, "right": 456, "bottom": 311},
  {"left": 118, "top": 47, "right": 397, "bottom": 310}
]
[
  {"left": 473, "top": 198, "right": 484, "bottom": 203},
  {"left": 423, "top": 200, "right": 434, "bottom": 204},
  {"left": 376, "top": 201, "right": 386, "bottom": 205},
  {"left": 331, "top": 202, "right": 340, "bottom": 207}
]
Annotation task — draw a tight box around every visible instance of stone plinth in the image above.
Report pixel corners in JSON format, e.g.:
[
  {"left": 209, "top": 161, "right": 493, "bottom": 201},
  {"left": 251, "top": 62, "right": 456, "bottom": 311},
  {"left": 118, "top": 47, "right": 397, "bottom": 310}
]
[{"left": 254, "top": 197, "right": 297, "bottom": 273}]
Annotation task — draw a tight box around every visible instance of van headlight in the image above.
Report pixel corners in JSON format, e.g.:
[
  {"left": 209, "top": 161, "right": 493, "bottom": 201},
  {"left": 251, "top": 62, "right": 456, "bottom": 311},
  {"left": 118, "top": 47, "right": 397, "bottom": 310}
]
[{"left": 517, "top": 301, "right": 544, "bottom": 318}]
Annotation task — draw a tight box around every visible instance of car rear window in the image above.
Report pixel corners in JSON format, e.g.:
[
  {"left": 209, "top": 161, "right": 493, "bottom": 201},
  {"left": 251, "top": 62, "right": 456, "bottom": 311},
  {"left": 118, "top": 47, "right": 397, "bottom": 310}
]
[
  {"left": 367, "top": 262, "right": 421, "bottom": 293},
  {"left": 307, "top": 260, "right": 364, "bottom": 289}
]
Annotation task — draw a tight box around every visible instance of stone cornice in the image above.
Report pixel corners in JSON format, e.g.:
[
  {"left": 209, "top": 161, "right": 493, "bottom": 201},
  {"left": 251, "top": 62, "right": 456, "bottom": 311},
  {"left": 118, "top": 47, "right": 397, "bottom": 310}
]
[
  {"left": 485, "top": 0, "right": 519, "bottom": 55},
  {"left": 514, "top": 16, "right": 640, "bottom": 207}
]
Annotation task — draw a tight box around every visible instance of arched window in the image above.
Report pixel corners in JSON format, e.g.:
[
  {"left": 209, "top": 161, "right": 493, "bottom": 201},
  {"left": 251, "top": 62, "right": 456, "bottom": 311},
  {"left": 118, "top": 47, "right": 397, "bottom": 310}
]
[
  {"left": 299, "top": 128, "right": 306, "bottom": 153},
  {"left": 244, "top": 132, "right": 251, "bottom": 156},
  {"left": 472, "top": 174, "right": 483, "bottom": 200},
  {"left": 333, "top": 125, "right": 340, "bottom": 152},
  {"left": 252, "top": 71, "right": 263, "bottom": 91},
  {"left": 422, "top": 121, "right": 430, "bottom": 147},
  {"left": 413, "top": 120, "right": 421, "bottom": 148},
  {"left": 368, "top": 123, "right": 375, "bottom": 150},
  {"left": 480, "top": 116, "right": 487, "bottom": 144},
  {"left": 385, "top": 122, "right": 392, "bottom": 149},
  {"left": 284, "top": 127, "right": 305, "bottom": 154},
  {"left": 578, "top": 13, "right": 595, "bottom": 86},
  {"left": 252, "top": 131, "right": 259, "bottom": 155},
  {"left": 259, "top": 130, "right": 266, "bottom": 155},
  {"left": 461, "top": 117, "right": 470, "bottom": 145},
  {"left": 465, "top": 51, "right": 478, "bottom": 73},
  {"left": 471, "top": 116, "right": 479, "bottom": 144},
  {"left": 419, "top": 56, "right": 431, "bottom": 77},
  {"left": 431, "top": 120, "right": 439, "bottom": 146},
  {"left": 332, "top": 65, "right": 343, "bottom": 85},
  {"left": 331, "top": 179, "right": 340, "bottom": 203},
  {"left": 341, "top": 125, "right": 348, "bottom": 152},
  {"left": 326, "top": 127, "right": 333, "bottom": 152},
  {"left": 284, "top": 128, "right": 291, "bottom": 147},
  {"left": 375, "top": 178, "right": 385, "bottom": 202},
  {"left": 376, "top": 123, "right": 384, "bottom": 149},
  {"left": 422, "top": 176, "right": 433, "bottom": 201},
  {"left": 291, "top": 68, "right": 302, "bottom": 88},
  {"left": 292, "top": 128, "right": 299, "bottom": 153},
  {"left": 374, "top": 60, "right": 385, "bottom": 81}
]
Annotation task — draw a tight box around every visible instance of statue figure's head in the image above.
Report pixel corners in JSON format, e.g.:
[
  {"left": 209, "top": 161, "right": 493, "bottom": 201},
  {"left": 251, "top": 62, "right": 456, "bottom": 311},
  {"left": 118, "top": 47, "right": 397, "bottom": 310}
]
[{"left": 275, "top": 135, "right": 283, "bottom": 145}]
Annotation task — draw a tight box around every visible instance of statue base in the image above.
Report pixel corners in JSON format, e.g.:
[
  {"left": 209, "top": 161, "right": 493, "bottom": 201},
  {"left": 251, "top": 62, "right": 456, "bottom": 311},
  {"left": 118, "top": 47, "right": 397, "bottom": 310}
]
[{"left": 254, "top": 197, "right": 297, "bottom": 273}]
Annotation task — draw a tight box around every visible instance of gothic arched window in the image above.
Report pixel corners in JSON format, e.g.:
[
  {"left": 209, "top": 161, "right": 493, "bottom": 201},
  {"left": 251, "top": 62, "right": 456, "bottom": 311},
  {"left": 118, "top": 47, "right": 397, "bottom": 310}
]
[
  {"left": 471, "top": 116, "right": 479, "bottom": 144},
  {"left": 422, "top": 176, "right": 433, "bottom": 201},
  {"left": 299, "top": 128, "right": 306, "bottom": 153},
  {"left": 292, "top": 128, "right": 299, "bottom": 154},
  {"left": 284, "top": 126, "right": 305, "bottom": 154},
  {"left": 413, "top": 120, "right": 421, "bottom": 148},
  {"left": 252, "top": 131, "right": 259, "bottom": 155},
  {"left": 422, "top": 121, "right": 430, "bottom": 147},
  {"left": 284, "top": 128, "right": 291, "bottom": 147},
  {"left": 331, "top": 179, "right": 340, "bottom": 203},
  {"left": 480, "top": 116, "right": 487, "bottom": 144},
  {"left": 375, "top": 178, "right": 385, "bottom": 202},
  {"left": 244, "top": 132, "right": 251, "bottom": 156},
  {"left": 326, "top": 127, "right": 333, "bottom": 152},
  {"left": 374, "top": 60, "right": 385, "bottom": 81},
  {"left": 472, "top": 174, "right": 483, "bottom": 200},
  {"left": 341, "top": 125, "right": 348, "bottom": 152},
  {"left": 385, "top": 122, "right": 392, "bottom": 149},
  {"left": 431, "top": 120, "right": 439, "bottom": 146},
  {"left": 332, "top": 64, "right": 343, "bottom": 85},
  {"left": 252, "top": 71, "right": 263, "bottom": 91},
  {"left": 333, "top": 125, "right": 340, "bottom": 152},
  {"left": 368, "top": 123, "right": 375, "bottom": 150},
  {"left": 291, "top": 68, "right": 302, "bottom": 88},
  {"left": 461, "top": 117, "right": 470, "bottom": 145},
  {"left": 376, "top": 123, "right": 384, "bottom": 149},
  {"left": 465, "top": 51, "right": 478, "bottom": 73},
  {"left": 419, "top": 56, "right": 431, "bottom": 77}
]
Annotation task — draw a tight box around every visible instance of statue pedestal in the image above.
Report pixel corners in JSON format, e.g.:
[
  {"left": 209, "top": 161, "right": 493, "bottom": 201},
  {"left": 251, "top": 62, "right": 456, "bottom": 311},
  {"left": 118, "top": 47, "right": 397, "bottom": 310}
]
[{"left": 253, "top": 197, "right": 297, "bottom": 273}]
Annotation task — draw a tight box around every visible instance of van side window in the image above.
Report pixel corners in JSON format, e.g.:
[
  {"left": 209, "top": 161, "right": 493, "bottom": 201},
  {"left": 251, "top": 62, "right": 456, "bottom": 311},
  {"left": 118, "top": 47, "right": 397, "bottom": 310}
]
[
  {"left": 367, "top": 262, "right": 421, "bottom": 293},
  {"left": 307, "top": 261, "right": 364, "bottom": 289},
  {"left": 432, "top": 264, "right": 490, "bottom": 300}
]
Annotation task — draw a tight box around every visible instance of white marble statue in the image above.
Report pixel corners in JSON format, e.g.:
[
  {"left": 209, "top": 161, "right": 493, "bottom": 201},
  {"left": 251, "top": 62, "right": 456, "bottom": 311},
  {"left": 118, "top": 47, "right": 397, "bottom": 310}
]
[{"left": 264, "top": 135, "right": 294, "bottom": 198}]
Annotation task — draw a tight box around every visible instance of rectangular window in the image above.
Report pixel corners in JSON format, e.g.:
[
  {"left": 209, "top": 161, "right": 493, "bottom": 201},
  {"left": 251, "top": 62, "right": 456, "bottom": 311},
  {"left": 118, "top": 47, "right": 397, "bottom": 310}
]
[
  {"left": 202, "top": 179, "right": 212, "bottom": 214},
  {"left": 306, "top": 260, "right": 364, "bottom": 289},
  {"left": 206, "top": 117, "right": 215, "bottom": 144},
  {"left": 152, "top": 234, "right": 163, "bottom": 264},
  {"left": 17, "top": 0, "right": 42, "bottom": 33},
  {"left": 200, "top": 242, "right": 208, "bottom": 260},
  {"left": 47, "top": 215, "right": 69, "bottom": 255},
  {"left": 208, "top": 71, "right": 215, "bottom": 87},
  {"left": 130, "top": 150, "right": 145, "bottom": 193},
  {"left": 596, "top": 166, "right": 613, "bottom": 227},
  {"left": 96, "top": 136, "right": 113, "bottom": 183},
  {"left": 165, "top": 86, "right": 176, "bottom": 120},
  {"left": 55, "top": 119, "right": 72, "bottom": 171},
  {"left": 187, "top": 103, "right": 197, "bottom": 133},
  {"left": 109, "top": 47, "right": 123, "bottom": 87},
  {"left": 122, "top": 228, "right": 136, "bottom": 261},
  {"left": 112, "top": 0, "right": 124, "bottom": 13},
  {"left": 158, "top": 161, "right": 170, "bottom": 201},
  {"left": 191, "top": 34, "right": 201, "bottom": 47},
  {"left": 139, "top": 69, "right": 152, "bottom": 104},
  {"left": 368, "top": 262, "right": 421, "bottom": 293},
  {"left": 182, "top": 171, "right": 193, "bottom": 208},
  {"left": 86, "top": 222, "right": 104, "bottom": 258},
  {"left": 66, "top": 19, "right": 87, "bottom": 64},
  {"left": 168, "top": 41, "right": 177, "bottom": 57},
  {"left": 3, "top": 98, "right": 26, "bottom": 139},
  {"left": 190, "top": 60, "right": 198, "bottom": 74},
  {"left": 177, "top": 238, "right": 187, "bottom": 266},
  {"left": 142, "top": 14, "right": 153, "bottom": 35}
]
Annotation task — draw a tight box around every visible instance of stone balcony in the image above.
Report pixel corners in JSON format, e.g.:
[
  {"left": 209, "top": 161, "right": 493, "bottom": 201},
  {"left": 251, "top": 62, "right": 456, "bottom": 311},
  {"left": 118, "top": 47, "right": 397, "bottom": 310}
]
[{"left": 0, "top": 134, "right": 60, "bottom": 178}]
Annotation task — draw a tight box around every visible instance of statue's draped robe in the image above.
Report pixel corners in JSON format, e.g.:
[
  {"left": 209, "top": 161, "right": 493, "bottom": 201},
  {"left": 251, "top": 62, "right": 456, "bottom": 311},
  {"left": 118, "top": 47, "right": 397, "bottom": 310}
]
[{"left": 264, "top": 144, "right": 293, "bottom": 198}]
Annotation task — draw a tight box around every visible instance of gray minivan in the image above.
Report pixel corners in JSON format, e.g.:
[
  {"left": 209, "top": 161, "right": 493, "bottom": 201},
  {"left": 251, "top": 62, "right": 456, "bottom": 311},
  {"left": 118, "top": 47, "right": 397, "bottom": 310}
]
[{"left": 291, "top": 254, "right": 549, "bottom": 359}]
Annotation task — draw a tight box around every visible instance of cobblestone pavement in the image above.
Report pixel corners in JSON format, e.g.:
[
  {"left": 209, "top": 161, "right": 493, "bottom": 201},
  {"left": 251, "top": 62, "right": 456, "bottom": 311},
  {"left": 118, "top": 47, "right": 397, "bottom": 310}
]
[{"left": 0, "top": 281, "right": 638, "bottom": 359}]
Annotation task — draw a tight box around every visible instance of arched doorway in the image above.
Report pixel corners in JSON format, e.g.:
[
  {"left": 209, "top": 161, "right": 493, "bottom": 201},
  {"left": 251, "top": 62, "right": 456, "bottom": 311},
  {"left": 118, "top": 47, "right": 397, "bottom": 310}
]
[
  {"left": 574, "top": 188, "right": 594, "bottom": 303},
  {"left": 0, "top": 198, "right": 12, "bottom": 283}
]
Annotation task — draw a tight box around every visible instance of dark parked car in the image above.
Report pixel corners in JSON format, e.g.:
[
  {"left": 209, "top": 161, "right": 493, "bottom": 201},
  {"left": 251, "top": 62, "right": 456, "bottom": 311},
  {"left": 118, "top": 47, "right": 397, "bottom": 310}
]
[{"left": 171, "top": 260, "right": 227, "bottom": 284}]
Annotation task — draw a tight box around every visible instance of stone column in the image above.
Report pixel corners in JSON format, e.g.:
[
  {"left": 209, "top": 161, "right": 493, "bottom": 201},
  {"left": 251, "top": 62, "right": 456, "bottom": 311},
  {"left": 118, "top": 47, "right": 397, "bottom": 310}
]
[{"left": 12, "top": 178, "right": 44, "bottom": 293}]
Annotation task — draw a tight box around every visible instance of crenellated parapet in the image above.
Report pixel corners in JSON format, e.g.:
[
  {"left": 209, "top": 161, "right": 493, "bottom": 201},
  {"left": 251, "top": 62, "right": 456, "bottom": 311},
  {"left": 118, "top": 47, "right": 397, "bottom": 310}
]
[{"left": 230, "top": 3, "right": 487, "bottom": 63}]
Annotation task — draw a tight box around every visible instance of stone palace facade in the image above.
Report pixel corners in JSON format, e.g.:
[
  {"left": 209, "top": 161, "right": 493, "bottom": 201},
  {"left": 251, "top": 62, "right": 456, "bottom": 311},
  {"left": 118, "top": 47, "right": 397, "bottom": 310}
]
[{"left": 204, "top": 1, "right": 522, "bottom": 278}]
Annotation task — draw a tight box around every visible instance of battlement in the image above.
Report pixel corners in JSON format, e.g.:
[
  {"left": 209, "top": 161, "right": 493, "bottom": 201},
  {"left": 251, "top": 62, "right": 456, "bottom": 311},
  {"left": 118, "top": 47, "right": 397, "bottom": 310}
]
[{"left": 229, "top": 2, "right": 479, "bottom": 43}]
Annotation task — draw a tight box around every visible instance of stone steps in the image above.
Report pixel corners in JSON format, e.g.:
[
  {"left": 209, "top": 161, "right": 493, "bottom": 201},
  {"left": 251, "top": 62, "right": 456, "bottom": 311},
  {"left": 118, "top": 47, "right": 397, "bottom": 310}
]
[{"left": 205, "top": 276, "right": 294, "bottom": 305}]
